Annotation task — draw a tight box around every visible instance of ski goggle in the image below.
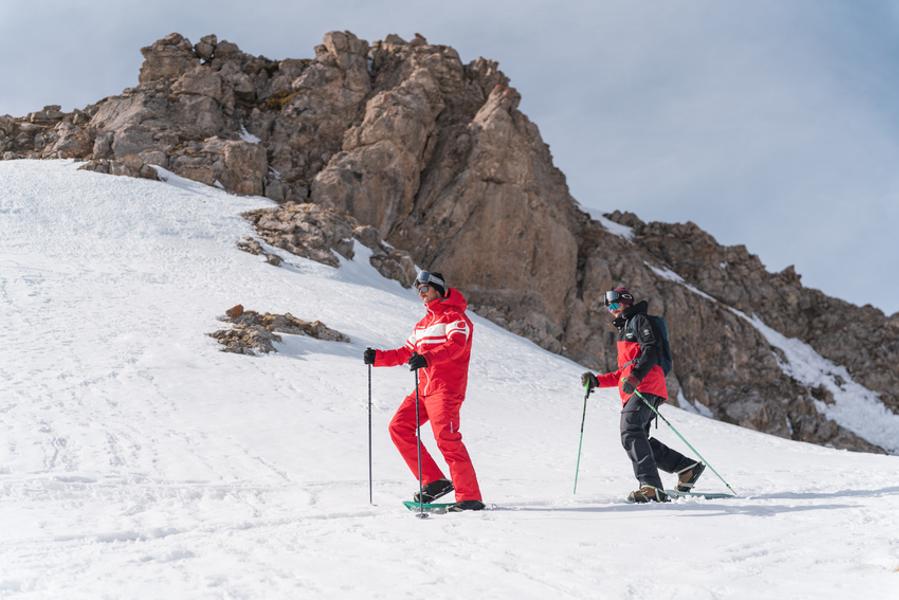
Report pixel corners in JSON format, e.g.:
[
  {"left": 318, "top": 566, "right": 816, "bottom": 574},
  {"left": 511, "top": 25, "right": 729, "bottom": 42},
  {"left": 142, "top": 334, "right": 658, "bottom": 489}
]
[
  {"left": 415, "top": 271, "right": 445, "bottom": 290},
  {"left": 603, "top": 290, "right": 633, "bottom": 306},
  {"left": 416, "top": 284, "right": 432, "bottom": 295}
]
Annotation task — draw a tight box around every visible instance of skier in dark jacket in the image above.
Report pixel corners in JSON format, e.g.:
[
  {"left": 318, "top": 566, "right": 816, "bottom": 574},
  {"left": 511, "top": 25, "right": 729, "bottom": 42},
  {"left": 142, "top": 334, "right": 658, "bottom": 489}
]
[{"left": 581, "top": 287, "right": 704, "bottom": 502}]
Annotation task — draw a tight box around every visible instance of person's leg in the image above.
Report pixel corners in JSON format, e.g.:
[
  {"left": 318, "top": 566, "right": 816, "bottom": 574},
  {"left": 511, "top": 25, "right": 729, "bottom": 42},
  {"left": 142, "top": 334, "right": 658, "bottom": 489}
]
[
  {"left": 649, "top": 438, "right": 696, "bottom": 474},
  {"left": 425, "top": 394, "right": 482, "bottom": 501},
  {"left": 620, "top": 395, "right": 664, "bottom": 489},
  {"left": 642, "top": 396, "right": 696, "bottom": 474},
  {"left": 388, "top": 391, "right": 446, "bottom": 486}
]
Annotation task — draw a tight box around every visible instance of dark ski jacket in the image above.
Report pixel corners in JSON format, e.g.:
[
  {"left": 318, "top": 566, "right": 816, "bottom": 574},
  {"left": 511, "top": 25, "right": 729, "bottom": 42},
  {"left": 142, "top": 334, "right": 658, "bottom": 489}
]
[{"left": 596, "top": 300, "right": 668, "bottom": 404}]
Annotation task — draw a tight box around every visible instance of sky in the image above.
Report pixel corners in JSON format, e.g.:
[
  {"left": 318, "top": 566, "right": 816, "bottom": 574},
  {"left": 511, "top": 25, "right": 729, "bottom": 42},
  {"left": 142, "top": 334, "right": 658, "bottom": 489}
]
[{"left": 2, "top": 0, "right": 898, "bottom": 314}]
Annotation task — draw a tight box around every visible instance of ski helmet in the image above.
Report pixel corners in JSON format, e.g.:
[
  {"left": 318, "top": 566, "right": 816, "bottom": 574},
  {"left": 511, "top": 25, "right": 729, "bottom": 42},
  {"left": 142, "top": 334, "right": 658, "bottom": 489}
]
[
  {"left": 604, "top": 286, "right": 634, "bottom": 309},
  {"left": 415, "top": 271, "right": 447, "bottom": 297}
]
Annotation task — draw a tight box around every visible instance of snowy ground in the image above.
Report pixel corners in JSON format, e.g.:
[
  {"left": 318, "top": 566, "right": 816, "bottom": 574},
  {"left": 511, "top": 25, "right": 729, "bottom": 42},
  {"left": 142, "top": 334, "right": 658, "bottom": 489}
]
[{"left": 1, "top": 160, "right": 897, "bottom": 599}]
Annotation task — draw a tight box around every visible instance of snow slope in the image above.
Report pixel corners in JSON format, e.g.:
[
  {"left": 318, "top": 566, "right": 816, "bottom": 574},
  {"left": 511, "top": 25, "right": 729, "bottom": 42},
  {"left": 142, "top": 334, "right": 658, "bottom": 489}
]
[{"left": 1, "top": 160, "right": 897, "bottom": 599}]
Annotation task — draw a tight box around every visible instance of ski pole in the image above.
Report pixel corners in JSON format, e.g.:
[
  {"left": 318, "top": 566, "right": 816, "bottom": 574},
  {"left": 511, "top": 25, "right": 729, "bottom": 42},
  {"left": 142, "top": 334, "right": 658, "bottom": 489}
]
[
  {"left": 573, "top": 383, "right": 590, "bottom": 495},
  {"left": 413, "top": 370, "right": 428, "bottom": 519},
  {"left": 368, "top": 362, "right": 373, "bottom": 505},
  {"left": 634, "top": 390, "right": 737, "bottom": 496}
]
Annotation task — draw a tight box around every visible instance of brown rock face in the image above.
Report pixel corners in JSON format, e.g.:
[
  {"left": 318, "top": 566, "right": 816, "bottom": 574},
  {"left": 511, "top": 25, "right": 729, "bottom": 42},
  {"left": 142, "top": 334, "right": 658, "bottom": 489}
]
[
  {"left": 0, "top": 30, "right": 382, "bottom": 203},
  {"left": 5, "top": 31, "right": 897, "bottom": 453},
  {"left": 139, "top": 33, "right": 198, "bottom": 84},
  {"left": 242, "top": 202, "right": 355, "bottom": 268},
  {"left": 240, "top": 202, "right": 417, "bottom": 287},
  {"left": 210, "top": 307, "right": 350, "bottom": 355}
]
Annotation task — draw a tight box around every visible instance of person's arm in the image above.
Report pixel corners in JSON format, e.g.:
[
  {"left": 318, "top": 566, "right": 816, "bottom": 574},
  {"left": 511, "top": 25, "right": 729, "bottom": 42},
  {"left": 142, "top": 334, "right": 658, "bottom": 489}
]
[
  {"left": 629, "top": 314, "right": 659, "bottom": 381},
  {"left": 373, "top": 334, "right": 415, "bottom": 367},
  {"left": 596, "top": 368, "right": 623, "bottom": 387},
  {"left": 418, "top": 316, "right": 469, "bottom": 365}
]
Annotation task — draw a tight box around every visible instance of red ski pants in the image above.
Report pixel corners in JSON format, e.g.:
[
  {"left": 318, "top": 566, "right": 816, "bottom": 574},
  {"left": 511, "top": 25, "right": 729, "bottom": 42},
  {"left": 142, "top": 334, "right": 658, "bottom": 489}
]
[{"left": 388, "top": 391, "right": 482, "bottom": 502}]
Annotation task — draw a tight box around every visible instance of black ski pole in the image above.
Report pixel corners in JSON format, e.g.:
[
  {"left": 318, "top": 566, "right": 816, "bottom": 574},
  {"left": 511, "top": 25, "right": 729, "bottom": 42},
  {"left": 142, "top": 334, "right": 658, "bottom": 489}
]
[
  {"left": 368, "top": 362, "right": 373, "bottom": 505},
  {"left": 414, "top": 370, "right": 428, "bottom": 519}
]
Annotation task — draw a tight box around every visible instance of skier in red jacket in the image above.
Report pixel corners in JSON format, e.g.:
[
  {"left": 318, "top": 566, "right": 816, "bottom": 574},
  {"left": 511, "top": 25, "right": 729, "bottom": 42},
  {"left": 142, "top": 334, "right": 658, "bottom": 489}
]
[
  {"left": 364, "top": 271, "right": 484, "bottom": 512},
  {"left": 581, "top": 287, "right": 704, "bottom": 503}
]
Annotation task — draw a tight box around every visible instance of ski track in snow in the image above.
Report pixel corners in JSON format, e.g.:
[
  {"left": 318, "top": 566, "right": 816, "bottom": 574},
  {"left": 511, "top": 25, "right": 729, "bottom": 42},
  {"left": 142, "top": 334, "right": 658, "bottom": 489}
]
[{"left": 0, "top": 161, "right": 897, "bottom": 599}]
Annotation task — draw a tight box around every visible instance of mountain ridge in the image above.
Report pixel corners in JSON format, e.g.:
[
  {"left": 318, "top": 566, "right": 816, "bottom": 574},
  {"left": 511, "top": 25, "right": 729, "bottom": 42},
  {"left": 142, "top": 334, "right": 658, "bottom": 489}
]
[{"left": 1, "top": 31, "right": 896, "bottom": 453}]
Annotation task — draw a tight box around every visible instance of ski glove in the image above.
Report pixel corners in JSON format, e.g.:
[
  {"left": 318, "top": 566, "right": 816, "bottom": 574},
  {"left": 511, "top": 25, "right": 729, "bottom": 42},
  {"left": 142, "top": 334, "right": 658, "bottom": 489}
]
[
  {"left": 581, "top": 372, "right": 598, "bottom": 393},
  {"left": 621, "top": 375, "right": 639, "bottom": 395},
  {"left": 408, "top": 352, "right": 428, "bottom": 370},
  {"left": 363, "top": 347, "right": 376, "bottom": 365}
]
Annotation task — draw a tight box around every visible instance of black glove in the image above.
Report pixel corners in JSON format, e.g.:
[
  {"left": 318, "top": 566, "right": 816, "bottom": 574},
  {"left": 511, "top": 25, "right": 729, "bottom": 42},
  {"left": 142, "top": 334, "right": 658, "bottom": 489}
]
[
  {"left": 581, "top": 372, "right": 598, "bottom": 393},
  {"left": 621, "top": 375, "right": 638, "bottom": 395},
  {"left": 408, "top": 352, "right": 428, "bottom": 370},
  {"left": 363, "top": 347, "right": 376, "bottom": 365}
]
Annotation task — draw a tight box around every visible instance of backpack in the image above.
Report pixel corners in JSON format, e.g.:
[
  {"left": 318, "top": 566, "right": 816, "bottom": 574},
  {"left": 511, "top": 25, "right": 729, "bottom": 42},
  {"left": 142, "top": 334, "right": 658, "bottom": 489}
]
[{"left": 648, "top": 315, "right": 673, "bottom": 375}]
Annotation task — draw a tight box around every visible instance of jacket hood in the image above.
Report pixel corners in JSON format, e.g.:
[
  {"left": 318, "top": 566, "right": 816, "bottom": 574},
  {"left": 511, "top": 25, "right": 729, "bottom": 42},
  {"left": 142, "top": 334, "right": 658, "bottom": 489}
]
[
  {"left": 426, "top": 287, "right": 468, "bottom": 314},
  {"left": 613, "top": 300, "right": 648, "bottom": 328},
  {"left": 623, "top": 300, "right": 648, "bottom": 318}
]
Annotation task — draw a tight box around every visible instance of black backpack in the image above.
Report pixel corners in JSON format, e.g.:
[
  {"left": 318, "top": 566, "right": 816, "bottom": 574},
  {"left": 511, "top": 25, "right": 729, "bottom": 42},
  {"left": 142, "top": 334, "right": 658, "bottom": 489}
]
[{"left": 648, "top": 315, "right": 673, "bottom": 375}]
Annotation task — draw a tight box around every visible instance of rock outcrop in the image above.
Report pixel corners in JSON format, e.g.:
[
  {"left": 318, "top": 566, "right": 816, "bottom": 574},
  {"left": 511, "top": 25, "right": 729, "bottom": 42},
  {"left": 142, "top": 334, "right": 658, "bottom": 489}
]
[
  {"left": 4, "top": 31, "right": 897, "bottom": 453},
  {"left": 210, "top": 304, "right": 350, "bottom": 355},
  {"left": 240, "top": 202, "right": 417, "bottom": 286}
]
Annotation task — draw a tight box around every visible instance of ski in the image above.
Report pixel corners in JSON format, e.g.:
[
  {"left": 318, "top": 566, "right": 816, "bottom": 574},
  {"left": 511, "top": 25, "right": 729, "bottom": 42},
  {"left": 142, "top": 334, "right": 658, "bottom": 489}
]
[
  {"left": 666, "top": 490, "right": 736, "bottom": 500},
  {"left": 403, "top": 501, "right": 454, "bottom": 514},
  {"left": 402, "top": 501, "right": 495, "bottom": 514}
]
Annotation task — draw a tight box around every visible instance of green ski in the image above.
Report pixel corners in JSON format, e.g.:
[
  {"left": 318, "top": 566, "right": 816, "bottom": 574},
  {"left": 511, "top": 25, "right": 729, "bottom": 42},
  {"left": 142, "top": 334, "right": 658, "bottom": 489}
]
[{"left": 403, "top": 500, "right": 455, "bottom": 514}]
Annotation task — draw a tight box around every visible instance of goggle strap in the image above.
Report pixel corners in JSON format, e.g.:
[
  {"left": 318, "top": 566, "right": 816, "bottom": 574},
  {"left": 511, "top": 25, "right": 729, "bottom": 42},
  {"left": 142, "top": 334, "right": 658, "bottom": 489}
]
[
  {"left": 604, "top": 289, "right": 633, "bottom": 306},
  {"left": 416, "top": 271, "right": 445, "bottom": 289}
]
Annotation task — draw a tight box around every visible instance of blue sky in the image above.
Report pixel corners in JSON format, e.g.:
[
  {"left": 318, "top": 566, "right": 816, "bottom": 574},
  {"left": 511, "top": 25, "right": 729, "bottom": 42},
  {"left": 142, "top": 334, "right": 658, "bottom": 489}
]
[{"left": 2, "top": 0, "right": 897, "bottom": 314}]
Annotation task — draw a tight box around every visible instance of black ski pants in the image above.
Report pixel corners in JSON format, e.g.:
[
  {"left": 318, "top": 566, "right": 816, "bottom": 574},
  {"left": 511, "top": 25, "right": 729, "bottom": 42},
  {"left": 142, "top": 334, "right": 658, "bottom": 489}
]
[{"left": 620, "top": 393, "right": 694, "bottom": 489}]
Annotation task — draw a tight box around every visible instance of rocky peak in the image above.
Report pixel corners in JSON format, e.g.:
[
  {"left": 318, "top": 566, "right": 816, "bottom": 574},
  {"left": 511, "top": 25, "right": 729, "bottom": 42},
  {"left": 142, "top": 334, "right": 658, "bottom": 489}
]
[
  {"left": 139, "top": 33, "right": 199, "bottom": 84},
  {"left": 3, "top": 31, "right": 896, "bottom": 454}
]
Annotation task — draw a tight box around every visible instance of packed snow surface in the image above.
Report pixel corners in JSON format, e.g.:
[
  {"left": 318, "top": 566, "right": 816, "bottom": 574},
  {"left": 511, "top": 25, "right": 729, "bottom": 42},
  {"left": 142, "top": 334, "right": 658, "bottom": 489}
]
[{"left": 1, "top": 161, "right": 897, "bottom": 599}]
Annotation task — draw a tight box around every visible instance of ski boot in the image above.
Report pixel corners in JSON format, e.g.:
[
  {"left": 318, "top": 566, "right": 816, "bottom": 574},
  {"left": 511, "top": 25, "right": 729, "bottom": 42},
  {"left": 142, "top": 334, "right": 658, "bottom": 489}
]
[
  {"left": 447, "top": 500, "right": 486, "bottom": 512},
  {"left": 627, "top": 485, "right": 670, "bottom": 503},
  {"left": 676, "top": 462, "right": 706, "bottom": 492},
  {"left": 413, "top": 478, "right": 454, "bottom": 503}
]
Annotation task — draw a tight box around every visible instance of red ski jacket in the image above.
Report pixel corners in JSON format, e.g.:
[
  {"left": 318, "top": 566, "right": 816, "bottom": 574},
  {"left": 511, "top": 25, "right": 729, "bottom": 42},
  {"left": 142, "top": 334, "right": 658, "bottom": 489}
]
[
  {"left": 374, "top": 288, "right": 473, "bottom": 398},
  {"left": 596, "top": 301, "right": 668, "bottom": 405}
]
